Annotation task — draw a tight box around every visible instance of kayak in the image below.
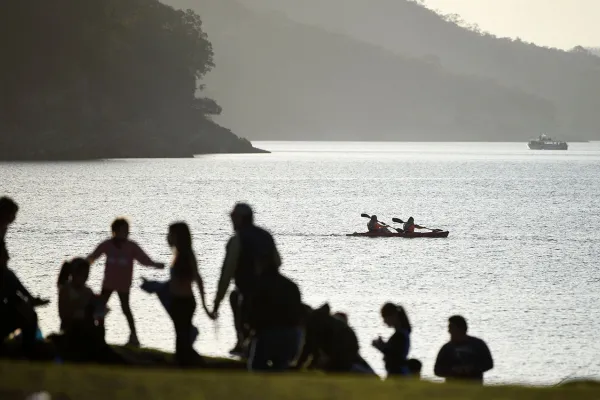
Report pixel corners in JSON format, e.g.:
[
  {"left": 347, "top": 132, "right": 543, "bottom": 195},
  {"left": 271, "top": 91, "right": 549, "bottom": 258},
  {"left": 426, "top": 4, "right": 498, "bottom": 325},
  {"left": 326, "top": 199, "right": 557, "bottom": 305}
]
[{"left": 347, "top": 230, "right": 449, "bottom": 238}]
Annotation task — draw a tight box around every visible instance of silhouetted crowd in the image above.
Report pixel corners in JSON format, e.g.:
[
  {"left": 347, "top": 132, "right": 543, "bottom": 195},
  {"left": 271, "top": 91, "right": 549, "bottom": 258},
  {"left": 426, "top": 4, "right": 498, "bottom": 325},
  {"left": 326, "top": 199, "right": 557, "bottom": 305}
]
[{"left": 0, "top": 196, "right": 494, "bottom": 383}]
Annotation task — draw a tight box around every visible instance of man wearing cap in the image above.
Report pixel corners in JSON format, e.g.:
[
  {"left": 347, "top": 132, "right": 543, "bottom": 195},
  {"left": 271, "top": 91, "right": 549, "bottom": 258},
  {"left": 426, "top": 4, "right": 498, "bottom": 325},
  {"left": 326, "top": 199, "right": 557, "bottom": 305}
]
[{"left": 210, "top": 203, "right": 282, "bottom": 354}]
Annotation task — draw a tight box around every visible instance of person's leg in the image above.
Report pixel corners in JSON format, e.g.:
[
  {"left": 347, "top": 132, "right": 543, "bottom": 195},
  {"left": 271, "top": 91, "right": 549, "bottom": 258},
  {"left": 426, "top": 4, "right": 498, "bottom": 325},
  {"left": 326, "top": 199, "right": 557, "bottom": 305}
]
[
  {"left": 248, "top": 329, "right": 300, "bottom": 372},
  {"left": 97, "top": 289, "right": 112, "bottom": 338},
  {"left": 229, "top": 290, "right": 243, "bottom": 354},
  {"left": 238, "top": 291, "right": 253, "bottom": 355},
  {"left": 269, "top": 328, "right": 302, "bottom": 372},
  {"left": 267, "top": 329, "right": 296, "bottom": 372},
  {"left": 0, "top": 306, "right": 20, "bottom": 357},
  {"left": 18, "top": 312, "right": 38, "bottom": 359},
  {"left": 171, "top": 297, "right": 201, "bottom": 367},
  {"left": 117, "top": 291, "right": 139, "bottom": 346},
  {"left": 9, "top": 302, "right": 39, "bottom": 359},
  {"left": 247, "top": 332, "right": 271, "bottom": 371}
]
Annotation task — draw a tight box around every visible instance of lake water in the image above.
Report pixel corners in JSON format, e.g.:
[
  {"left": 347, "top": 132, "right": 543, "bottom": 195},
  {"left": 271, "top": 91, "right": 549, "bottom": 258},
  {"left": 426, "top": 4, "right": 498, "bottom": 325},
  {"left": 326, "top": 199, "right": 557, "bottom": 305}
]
[{"left": 2, "top": 141, "right": 600, "bottom": 385}]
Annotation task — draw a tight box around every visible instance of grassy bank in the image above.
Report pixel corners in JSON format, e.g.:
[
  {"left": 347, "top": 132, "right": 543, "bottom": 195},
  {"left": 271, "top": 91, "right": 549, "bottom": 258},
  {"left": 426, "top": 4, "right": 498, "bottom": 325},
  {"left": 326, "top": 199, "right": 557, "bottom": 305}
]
[{"left": 1, "top": 360, "right": 600, "bottom": 400}]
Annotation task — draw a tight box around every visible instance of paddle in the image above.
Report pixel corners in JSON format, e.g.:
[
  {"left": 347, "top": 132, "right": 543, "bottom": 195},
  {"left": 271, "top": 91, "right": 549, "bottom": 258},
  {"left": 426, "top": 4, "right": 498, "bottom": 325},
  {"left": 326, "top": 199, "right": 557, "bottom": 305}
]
[{"left": 391, "top": 217, "right": 443, "bottom": 232}]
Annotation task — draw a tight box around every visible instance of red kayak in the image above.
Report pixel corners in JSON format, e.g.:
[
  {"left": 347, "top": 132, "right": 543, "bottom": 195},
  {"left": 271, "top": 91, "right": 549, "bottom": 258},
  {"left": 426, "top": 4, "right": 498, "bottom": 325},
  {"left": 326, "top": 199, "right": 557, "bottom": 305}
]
[{"left": 346, "top": 230, "right": 449, "bottom": 238}]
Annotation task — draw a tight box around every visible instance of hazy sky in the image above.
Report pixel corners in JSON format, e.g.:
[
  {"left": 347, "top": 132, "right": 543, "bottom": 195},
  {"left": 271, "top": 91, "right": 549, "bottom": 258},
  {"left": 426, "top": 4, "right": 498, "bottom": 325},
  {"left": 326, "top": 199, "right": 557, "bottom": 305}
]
[{"left": 423, "top": 0, "right": 600, "bottom": 49}]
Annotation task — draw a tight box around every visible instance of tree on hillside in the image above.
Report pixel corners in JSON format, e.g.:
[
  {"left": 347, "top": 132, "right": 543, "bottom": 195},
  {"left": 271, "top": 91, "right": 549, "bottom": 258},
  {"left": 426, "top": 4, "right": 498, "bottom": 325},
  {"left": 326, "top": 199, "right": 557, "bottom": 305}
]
[{"left": 0, "top": 0, "right": 230, "bottom": 158}]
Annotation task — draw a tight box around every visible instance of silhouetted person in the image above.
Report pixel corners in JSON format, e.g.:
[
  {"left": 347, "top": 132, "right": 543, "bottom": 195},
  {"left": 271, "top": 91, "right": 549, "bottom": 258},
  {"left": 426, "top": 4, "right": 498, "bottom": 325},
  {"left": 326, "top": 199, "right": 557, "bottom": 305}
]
[
  {"left": 246, "top": 270, "right": 303, "bottom": 371},
  {"left": 434, "top": 315, "right": 494, "bottom": 384},
  {"left": 87, "top": 218, "right": 164, "bottom": 347},
  {"left": 167, "top": 222, "right": 209, "bottom": 367},
  {"left": 367, "top": 215, "right": 388, "bottom": 233},
  {"left": 0, "top": 197, "right": 48, "bottom": 311},
  {"left": 0, "top": 245, "right": 40, "bottom": 358},
  {"left": 372, "top": 303, "right": 412, "bottom": 377},
  {"left": 297, "top": 303, "right": 371, "bottom": 374},
  {"left": 0, "top": 196, "right": 18, "bottom": 247},
  {"left": 330, "top": 310, "right": 376, "bottom": 374},
  {"left": 56, "top": 258, "right": 122, "bottom": 364},
  {"left": 140, "top": 275, "right": 200, "bottom": 346},
  {"left": 210, "top": 203, "right": 281, "bottom": 355},
  {"left": 403, "top": 217, "right": 424, "bottom": 233}
]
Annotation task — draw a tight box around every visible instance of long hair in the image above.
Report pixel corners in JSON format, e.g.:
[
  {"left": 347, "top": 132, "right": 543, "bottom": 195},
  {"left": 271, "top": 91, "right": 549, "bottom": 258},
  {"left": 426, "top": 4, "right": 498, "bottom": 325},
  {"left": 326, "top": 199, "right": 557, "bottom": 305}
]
[
  {"left": 381, "top": 302, "right": 412, "bottom": 333},
  {"left": 169, "top": 222, "right": 196, "bottom": 279},
  {"left": 57, "top": 258, "right": 90, "bottom": 287}
]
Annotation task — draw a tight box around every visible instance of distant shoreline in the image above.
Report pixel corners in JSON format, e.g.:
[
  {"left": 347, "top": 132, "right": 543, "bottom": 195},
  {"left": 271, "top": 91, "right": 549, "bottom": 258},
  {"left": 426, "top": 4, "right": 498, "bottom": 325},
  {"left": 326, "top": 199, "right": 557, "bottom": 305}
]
[
  {"left": 0, "top": 146, "right": 269, "bottom": 162},
  {"left": 251, "top": 139, "right": 590, "bottom": 143}
]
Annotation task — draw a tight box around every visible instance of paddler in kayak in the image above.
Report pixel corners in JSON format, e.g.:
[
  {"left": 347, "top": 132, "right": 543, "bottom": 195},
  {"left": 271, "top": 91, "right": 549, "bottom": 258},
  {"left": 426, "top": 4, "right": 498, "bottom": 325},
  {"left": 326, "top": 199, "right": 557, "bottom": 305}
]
[
  {"left": 403, "top": 217, "right": 424, "bottom": 233},
  {"left": 368, "top": 215, "right": 389, "bottom": 233}
]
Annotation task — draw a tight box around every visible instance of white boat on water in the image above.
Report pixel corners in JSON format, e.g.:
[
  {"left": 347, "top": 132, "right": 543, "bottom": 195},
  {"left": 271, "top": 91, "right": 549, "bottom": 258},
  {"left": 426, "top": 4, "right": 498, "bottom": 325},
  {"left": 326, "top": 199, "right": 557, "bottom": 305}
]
[{"left": 528, "top": 134, "right": 568, "bottom": 150}]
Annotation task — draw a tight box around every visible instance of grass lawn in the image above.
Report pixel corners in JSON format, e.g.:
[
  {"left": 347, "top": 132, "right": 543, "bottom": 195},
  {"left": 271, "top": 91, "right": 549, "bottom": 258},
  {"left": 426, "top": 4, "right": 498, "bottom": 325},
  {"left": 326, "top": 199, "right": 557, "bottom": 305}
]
[{"left": 1, "top": 358, "right": 600, "bottom": 400}]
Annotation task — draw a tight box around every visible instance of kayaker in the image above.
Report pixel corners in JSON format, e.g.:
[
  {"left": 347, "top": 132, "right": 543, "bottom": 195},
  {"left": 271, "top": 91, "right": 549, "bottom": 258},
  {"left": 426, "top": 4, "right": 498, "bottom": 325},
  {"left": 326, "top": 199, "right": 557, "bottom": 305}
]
[
  {"left": 368, "top": 215, "right": 388, "bottom": 233},
  {"left": 434, "top": 315, "right": 494, "bottom": 384},
  {"left": 372, "top": 302, "right": 412, "bottom": 377},
  {"left": 403, "top": 217, "right": 424, "bottom": 233},
  {"left": 209, "top": 203, "right": 282, "bottom": 355},
  {"left": 87, "top": 218, "right": 165, "bottom": 347}
]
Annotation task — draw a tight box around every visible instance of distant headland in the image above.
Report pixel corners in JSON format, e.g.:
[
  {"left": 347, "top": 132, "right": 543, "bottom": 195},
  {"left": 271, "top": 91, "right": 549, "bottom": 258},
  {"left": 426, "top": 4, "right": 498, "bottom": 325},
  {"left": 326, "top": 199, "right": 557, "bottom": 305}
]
[{"left": 0, "top": 0, "right": 265, "bottom": 161}]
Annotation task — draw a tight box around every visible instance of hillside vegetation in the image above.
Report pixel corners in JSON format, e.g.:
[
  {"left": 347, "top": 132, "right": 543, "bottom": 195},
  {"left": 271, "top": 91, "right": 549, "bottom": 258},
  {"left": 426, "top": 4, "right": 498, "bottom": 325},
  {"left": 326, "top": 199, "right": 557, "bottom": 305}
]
[
  {"left": 243, "top": 0, "right": 600, "bottom": 140},
  {"left": 167, "top": 0, "right": 556, "bottom": 141},
  {"left": 0, "top": 0, "right": 261, "bottom": 160}
]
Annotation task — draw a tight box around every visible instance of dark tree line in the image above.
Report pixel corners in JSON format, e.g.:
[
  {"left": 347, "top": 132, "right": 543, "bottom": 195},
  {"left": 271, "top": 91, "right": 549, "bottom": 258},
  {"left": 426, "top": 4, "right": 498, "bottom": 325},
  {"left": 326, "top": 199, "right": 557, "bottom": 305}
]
[{"left": 0, "top": 0, "right": 255, "bottom": 159}]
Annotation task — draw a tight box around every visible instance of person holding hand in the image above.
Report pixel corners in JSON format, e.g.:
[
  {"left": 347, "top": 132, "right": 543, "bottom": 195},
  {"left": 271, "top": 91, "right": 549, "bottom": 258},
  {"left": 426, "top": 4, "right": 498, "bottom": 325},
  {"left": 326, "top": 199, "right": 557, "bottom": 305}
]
[{"left": 87, "top": 218, "right": 164, "bottom": 347}]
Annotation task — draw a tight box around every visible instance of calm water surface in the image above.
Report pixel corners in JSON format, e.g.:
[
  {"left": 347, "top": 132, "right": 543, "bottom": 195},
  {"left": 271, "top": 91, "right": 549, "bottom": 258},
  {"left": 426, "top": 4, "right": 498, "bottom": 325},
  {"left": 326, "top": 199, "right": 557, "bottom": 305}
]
[{"left": 2, "top": 141, "right": 600, "bottom": 385}]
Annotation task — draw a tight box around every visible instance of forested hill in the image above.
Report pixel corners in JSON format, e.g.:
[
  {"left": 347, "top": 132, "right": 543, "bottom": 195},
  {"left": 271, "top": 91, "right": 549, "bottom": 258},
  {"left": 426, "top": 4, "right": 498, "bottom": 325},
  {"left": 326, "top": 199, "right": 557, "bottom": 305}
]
[
  {"left": 0, "top": 0, "right": 262, "bottom": 161},
  {"left": 243, "top": 0, "right": 600, "bottom": 141},
  {"left": 165, "top": 0, "right": 556, "bottom": 141}
]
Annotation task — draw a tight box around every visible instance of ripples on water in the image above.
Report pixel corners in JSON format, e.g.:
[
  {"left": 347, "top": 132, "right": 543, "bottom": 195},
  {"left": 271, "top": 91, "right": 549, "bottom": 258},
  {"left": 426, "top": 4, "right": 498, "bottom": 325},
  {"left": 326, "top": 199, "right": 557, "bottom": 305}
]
[{"left": 2, "top": 141, "right": 600, "bottom": 385}]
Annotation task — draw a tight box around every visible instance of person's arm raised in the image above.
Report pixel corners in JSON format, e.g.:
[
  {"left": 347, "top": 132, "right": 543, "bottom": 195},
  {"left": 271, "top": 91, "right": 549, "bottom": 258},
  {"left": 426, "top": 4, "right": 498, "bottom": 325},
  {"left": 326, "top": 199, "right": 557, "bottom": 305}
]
[
  {"left": 86, "top": 240, "right": 108, "bottom": 265},
  {"left": 133, "top": 242, "right": 164, "bottom": 269}
]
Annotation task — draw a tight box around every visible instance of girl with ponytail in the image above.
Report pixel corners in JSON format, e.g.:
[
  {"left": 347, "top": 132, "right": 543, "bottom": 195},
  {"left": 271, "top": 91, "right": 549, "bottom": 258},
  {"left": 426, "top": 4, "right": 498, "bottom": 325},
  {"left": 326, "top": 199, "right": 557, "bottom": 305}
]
[
  {"left": 372, "top": 302, "right": 412, "bottom": 377},
  {"left": 57, "top": 258, "right": 108, "bottom": 332}
]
